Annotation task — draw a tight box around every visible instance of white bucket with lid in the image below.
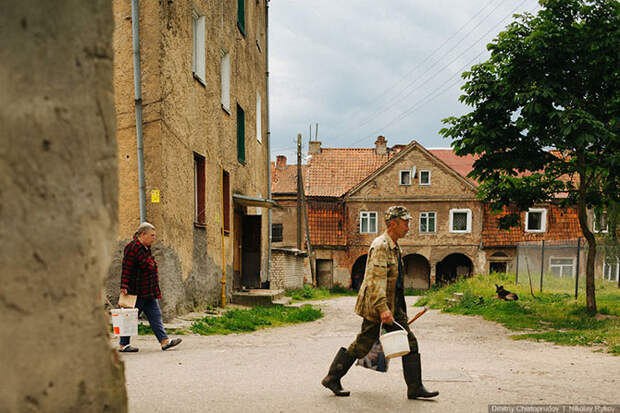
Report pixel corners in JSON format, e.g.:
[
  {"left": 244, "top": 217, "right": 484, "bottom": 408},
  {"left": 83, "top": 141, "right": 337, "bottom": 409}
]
[
  {"left": 379, "top": 320, "right": 410, "bottom": 359},
  {"left": 111, "top": 308, "right": 138, "bottom": 336}
]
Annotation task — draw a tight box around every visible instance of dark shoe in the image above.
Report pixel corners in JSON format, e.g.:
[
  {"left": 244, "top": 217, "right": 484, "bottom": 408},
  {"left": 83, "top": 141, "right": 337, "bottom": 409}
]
[
  {"left": 161, "top": 338, "right": 182, "bottom": 351},
  {"left": 402, "top": 352, "right": 439, "bottom": 399},
  {"left": 321, "top": 347, "right": 356, "bottom": 397},
  {"left": 119, "top": 345, "right": 139, "bottom": 353}
]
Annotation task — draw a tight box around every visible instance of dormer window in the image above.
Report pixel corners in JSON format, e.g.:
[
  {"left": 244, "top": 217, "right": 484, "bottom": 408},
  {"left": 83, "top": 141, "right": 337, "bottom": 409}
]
[
  {"left": 419, "top": 170, "right": 431, "bottom": 185},
  {"left": 593, "top": 212, "right": 608, "bottom": 233},
  {"left": 525, "top": 208, "right": 547, "bottom": 232},
  {"left": 399, "top": 170, "right": 411, "bottom": 186}
]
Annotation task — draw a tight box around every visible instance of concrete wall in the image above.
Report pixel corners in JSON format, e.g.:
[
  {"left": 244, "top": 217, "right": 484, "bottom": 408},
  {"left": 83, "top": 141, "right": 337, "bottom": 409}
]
[
  {"left": 0, "top": 1, "right": 127, "bottom": 411},
  {"left": 112, "top": 0, "right": 269, "bottom": 316}
]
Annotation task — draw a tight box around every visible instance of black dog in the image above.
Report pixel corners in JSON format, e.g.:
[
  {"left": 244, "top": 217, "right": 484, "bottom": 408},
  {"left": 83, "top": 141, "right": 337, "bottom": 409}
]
[{"left": 495, "top": 284, "right": 518, "bottom": 301}]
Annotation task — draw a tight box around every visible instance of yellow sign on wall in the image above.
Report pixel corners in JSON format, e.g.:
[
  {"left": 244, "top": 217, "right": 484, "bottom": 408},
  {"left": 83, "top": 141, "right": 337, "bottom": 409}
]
[{"left": 151, "top": 190, "right": 160, "bottom": 203}]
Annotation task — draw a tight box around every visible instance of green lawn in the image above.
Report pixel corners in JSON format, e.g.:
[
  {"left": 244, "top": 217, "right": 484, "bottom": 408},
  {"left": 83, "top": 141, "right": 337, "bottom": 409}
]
[
  {"left": 416, "top": 273, "right": 620, "bottom": 355},
  {"left": 285, "top": 285, "right": 357, "bottom": 302}
]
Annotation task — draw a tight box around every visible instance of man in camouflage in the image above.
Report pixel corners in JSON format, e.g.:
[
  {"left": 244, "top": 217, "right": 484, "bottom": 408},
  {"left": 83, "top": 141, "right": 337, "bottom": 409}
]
[{"left": 321, "top": 206, "right": 439, "bottom": 399}]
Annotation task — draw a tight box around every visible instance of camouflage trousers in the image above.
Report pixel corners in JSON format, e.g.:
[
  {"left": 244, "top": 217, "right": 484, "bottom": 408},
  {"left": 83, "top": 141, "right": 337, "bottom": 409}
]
[{"left": 346, "top": 294, "right": 419, "bottom": 359}]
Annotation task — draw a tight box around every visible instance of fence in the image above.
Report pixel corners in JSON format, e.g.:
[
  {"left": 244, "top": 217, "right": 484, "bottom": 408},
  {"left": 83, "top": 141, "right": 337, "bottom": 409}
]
[{"left": 515, "top": 238, "right": 619, "bottom": 297}]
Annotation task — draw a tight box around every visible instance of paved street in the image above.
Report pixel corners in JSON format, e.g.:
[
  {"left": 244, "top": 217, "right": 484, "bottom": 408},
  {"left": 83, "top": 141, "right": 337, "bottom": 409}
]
[{"left": 118, "top": 297, "right": 619, "bottom": 413}]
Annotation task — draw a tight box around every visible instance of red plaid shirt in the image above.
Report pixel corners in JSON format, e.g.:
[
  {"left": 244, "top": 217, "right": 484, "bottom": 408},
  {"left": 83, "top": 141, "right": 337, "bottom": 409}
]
[{"left": 120, "top": 237, "right": 161, "bottom": 299}]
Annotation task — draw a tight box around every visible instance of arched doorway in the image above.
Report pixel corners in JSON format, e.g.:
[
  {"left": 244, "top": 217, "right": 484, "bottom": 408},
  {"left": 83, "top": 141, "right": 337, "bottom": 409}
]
[
  {"left": 436, "top": 253, "right": 473, "bottom": 284},
  {"left": 403, "top": 254, "right": 430, "bottom": 289},
  {"left": 350, "top": 254, "right": 367, "bottom": 291}
]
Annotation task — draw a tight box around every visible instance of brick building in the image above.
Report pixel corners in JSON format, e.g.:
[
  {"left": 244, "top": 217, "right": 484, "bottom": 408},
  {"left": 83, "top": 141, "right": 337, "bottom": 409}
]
[
  {"left": 109, "top": 0, "right": 273, "bottom": 316},
  {"left": 271, "top": 137, "right": 596, "bottom": 290}
]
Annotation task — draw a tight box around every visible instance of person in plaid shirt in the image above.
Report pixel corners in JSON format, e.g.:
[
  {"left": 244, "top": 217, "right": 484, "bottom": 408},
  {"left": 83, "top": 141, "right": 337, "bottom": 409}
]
[{"left": 118, "top": 222, "right": 182, "bottom": 352}]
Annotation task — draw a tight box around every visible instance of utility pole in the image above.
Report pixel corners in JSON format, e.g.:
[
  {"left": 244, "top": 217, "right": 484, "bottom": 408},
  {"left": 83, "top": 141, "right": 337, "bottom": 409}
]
[{"left": 296, "top": 133, "right": 302, "bottom": 250}]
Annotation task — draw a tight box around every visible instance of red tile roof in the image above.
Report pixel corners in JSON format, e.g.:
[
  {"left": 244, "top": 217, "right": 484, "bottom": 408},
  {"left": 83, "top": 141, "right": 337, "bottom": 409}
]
[
  {"left": 307, "top": 201, "right": 346, "bottom": 246},
  {"left": 305, "top": 148, "right": 393, "bottom": 197},
  {"left": 271, "top": 163, "right": 307, "bottom": 194},
  {"left": 482, "top": 204, "right": 583, "bottom": 247},
  {"left": 428, "top": 149, "right": 478, "bottom": 185}
]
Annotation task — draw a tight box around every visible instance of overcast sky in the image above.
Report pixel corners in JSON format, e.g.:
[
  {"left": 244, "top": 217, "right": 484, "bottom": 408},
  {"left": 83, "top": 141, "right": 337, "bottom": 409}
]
[{"left": 268, "top": 0, "right": 542, "bottom": 161}]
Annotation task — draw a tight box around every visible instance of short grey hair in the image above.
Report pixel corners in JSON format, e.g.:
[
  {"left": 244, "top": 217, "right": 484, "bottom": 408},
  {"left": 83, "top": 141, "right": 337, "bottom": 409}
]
[{"left": 136, "top": 222, "right": 156, "bottom": 235}]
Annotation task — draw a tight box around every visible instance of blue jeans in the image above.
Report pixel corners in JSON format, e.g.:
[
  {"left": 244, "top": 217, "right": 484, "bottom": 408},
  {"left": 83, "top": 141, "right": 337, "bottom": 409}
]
[{"left": 120, "top": 297, "right": 168, "bottom": 346}]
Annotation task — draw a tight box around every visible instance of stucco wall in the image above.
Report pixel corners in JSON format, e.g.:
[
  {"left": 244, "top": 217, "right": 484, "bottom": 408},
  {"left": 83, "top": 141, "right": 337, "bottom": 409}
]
[
  {"left": 0, "top": 1, "right": 127, "bottom": 411},
  {"left": 112, "top": 0, "right": 269, "bottom": 313}
]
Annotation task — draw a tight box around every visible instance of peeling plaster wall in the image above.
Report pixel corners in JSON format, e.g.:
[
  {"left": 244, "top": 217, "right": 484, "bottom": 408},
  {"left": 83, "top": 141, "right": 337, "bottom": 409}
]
[
  {"left": 112, "top": 0, "right": 269, "bottom": 314},
  {"left": 0, "top": 1, "right": 127, "bottom": 411}
]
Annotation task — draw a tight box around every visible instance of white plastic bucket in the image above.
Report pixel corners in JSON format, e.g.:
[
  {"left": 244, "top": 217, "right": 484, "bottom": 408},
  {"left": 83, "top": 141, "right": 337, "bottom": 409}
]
[
  {"left": 379, "top": 321, "right": 410, "bottom": 359},
  {"left": 111, "top": 308, "right": 138, "bottom": 336}
]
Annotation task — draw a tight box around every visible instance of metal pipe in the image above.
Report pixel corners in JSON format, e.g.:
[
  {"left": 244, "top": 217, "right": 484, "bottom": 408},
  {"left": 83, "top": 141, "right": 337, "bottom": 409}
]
[
  {"left": 575, "top": 237, "right": 581, "bottom": 298},
  {"left": 131, "top": 0, "right": 147, "bottom": 222},
  {"left": 221, "top": 166, "right": 227, "bottom": 307},
  {"left": 265, "top": 0, "right": 272, "bottom": 283}
]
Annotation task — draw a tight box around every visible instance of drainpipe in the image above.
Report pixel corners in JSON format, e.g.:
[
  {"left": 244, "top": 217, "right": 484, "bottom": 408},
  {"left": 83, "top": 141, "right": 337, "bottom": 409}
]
[
  {"left": 265, "top": 0, "right": 272, "bottom": 284},
  {"left": 131, "top": 0, "right": 147, "bottom": 222},
  {"left": 221, "top": 166, "right": 227, "bottom": 307}
]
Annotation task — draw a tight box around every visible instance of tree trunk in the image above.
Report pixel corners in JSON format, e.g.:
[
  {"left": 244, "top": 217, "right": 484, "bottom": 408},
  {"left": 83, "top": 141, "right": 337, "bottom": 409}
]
[{"left": 577, "top": 188, "right": 597, "bottom": 313}]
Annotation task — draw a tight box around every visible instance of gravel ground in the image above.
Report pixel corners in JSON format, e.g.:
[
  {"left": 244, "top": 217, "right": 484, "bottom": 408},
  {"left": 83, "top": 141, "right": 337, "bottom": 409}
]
[{"left": 116, "top": 296, "right": 619, "bottom": 413}]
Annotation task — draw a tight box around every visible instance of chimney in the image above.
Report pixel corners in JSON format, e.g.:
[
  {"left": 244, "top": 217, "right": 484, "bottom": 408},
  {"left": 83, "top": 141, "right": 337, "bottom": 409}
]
[
  {"left": 308, "top": 140, "right": 322, "bottom": 155},
  {"left": 276, "top": 155, "right": 287, "bottom": 169},
  {"left": 375, "top": 136, "right": 387, "bottom": 155}
]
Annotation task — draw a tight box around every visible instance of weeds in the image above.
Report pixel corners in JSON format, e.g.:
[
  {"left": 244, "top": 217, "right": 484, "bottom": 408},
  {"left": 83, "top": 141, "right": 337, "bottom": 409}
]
[
  {"left": 419, "top": 273, "right": 620, "bottom": 355},
  {"left": 190, "top": 304, "right": 323, "bottom": 335},
  {"left": 286, "top": 284, "right": 357, "bottom": 302}
]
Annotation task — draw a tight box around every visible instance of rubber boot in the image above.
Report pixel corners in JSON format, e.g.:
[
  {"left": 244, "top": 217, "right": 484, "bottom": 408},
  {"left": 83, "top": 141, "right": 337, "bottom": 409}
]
[
  {"left": 321, "top": 347, "right": 356, "bottom": 397},
  {"left": 402, "top": 352, "right": 439, "bottom": 399}
]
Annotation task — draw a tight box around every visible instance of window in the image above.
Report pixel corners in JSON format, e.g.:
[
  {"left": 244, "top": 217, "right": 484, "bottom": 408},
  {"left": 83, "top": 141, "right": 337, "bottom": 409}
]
[
  {"left": 419, "top": 170, "right": 431, "bottom": 185},
  {"left": 525, "top": 208, "right": 547, "bottom": 232},
  {"left": 450, "top": 209, "right": 471, "bottom": 233},
  {"left": 272, "top": 223, "right": 283, "bottom": 242},
  {"left": 399, "top": 170, "right": 411, "bottom": 186},
  {"left": 603, "top": 258, "right": 619, "bottom": 282},
  {"left": 237, "top": 0, "right": 246, "bottom": 36},
  {"left": 593, "top": 212, "right": 608, "bottom": 233},
  {"left": 237, "top": 104, "right": 245, "bottom": 164},
  {"left": 220, "top": 52, "right": 230, "bottom": 112},
  {"left": 194, "top": 153, "right": 206, "bottom": 225},
  {"left": 360, "top": 211, "right": 378, "bottom": 234},
  {"left": 549, "top": 257, "right": 575, "bottom": 278},
  {"left": 192, "top": 10, "right": 206, "bottom": 85},
  {"left": 222, "top": 170, "right": 230, "bottom": 233},
  {"left": 419, "top": 212, "right": 436, "bottom": 233},
  {"left": 256, "top": 93, "right": 262, "bottom": 143}
]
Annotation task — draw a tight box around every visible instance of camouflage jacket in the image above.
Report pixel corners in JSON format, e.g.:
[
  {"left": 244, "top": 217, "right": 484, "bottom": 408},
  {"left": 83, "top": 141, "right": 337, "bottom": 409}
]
[{"left": 354, "top": 231, "right": 401, "bottom": 322}]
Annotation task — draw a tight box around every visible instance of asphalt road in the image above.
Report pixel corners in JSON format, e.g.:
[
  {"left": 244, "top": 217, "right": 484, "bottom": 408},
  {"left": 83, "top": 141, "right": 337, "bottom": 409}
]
[{"left": 117, "top": 297, "right": 619, "bottom": 413}]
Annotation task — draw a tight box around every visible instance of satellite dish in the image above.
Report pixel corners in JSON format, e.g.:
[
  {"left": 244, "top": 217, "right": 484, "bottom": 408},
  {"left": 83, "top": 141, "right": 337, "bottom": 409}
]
[{"left": 411, "top": 166, "right": 417, "bottom": 179}]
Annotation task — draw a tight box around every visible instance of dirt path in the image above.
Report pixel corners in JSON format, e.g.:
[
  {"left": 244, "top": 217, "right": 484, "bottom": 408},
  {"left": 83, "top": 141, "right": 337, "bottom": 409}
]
[{"left": 118, "top": 297, "right": 619, "bottom": 412}]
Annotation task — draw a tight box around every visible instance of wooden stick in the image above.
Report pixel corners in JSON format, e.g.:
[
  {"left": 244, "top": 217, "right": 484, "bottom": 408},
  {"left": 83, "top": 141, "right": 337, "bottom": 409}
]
[{"left": 407, "top": 307, "right": 427, "bottom": 325}]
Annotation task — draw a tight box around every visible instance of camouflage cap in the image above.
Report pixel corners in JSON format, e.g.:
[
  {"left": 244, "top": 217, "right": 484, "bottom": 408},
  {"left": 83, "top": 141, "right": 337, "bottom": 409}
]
[{"left": 384, "top": 206, "right": 412, "bottom": 222}]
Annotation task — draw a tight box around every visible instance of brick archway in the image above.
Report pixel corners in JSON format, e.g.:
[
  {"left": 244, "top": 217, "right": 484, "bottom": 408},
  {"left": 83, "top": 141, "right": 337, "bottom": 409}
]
[
  {"left": 403, "top": 254, "right": 430, "bottom": 290},
  {"left": 436, "top": 253, "right": 473, "bottom": 284},
  {"left": 350, "top": 254, "right": 367, "bottom": 291}
]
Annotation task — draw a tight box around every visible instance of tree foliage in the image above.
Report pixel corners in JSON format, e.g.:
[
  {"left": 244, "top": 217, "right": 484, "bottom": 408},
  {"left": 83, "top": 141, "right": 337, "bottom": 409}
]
[{"left": 440, "top": 0, "right": 619, "bottom": 312}]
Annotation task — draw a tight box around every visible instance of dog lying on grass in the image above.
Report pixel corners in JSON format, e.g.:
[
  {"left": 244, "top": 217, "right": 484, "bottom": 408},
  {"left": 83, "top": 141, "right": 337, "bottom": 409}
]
[{"left": 495, "top": 284, "right": 518, "bottom": 301}]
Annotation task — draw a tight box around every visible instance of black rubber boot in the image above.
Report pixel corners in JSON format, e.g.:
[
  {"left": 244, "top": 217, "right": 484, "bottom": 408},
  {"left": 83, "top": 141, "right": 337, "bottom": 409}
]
[
  {"left": 321, "top": 347, "right": 356, "bottom": 397},
  {"left": 402, "top": 352, "right": 439, "bottom": 399}
]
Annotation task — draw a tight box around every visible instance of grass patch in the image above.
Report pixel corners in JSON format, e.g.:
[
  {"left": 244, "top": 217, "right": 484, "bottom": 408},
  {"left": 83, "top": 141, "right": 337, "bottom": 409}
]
[
  {"left": 286, "top": 284, "right": 357, "bottom": 302},
  {"left": 190, "top": 304, "right": 323, "bottom": 335},
  {"left": 418, "top": 273, "right": 620, "bottom": 355}
]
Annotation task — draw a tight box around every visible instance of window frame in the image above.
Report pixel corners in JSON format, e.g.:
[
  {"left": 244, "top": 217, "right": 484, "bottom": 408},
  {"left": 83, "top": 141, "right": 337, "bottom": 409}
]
[
  {"left": 419, "top": 170, "right": 431, "bottom": 186},
  {"left": 360, "top": 211, "right": 378, "bottom": 234},
  {"left": 419, "top": 211, "right": 436, "bottom": 234},
  {"left": 399, "top": 170, "right": 411, "bottom": 186},
  {"left": 256, "top": 92, "right": 262, "bottom": 143},
  {"left": 525, "top": 208, "right": 547, "bottom": 233},
  {"left": 192, "top": 10, "right": 206, "bottom": 85},
  {"left": 549, "top": 256, "right": 575, "bottom": 278},
  {"left": 593, "top": 211, "right": 609, "bottom": 233},
  {"left": 449, "top": 208, "right": 472, "bottom": 233}
]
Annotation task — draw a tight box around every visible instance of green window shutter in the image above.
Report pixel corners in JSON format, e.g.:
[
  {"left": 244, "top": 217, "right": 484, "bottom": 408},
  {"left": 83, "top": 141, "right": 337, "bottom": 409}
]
[
  {"left": 237, "top": 0, "right": 245, "bottom": 36},
  {"left": 237, "top": 104, "right": 245, "bottom": 164}
]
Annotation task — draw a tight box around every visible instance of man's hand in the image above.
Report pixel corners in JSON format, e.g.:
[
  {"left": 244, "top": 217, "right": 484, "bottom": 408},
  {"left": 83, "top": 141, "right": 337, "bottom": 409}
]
[
  {"left": 380, "top": 310, "right": 393, "bottom": 324},
  {"left": 120, "top": 288, "right": 128, "bottom": 295}
]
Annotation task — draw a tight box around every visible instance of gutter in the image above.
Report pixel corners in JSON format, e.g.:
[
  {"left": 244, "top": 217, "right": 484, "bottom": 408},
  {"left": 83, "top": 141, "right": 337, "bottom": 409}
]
[
  {"left": 131, "top": 0, "right": 147, "bottom": 222},
  {"left": 265, "top": 0, "right": 272, "bottom": 283}
]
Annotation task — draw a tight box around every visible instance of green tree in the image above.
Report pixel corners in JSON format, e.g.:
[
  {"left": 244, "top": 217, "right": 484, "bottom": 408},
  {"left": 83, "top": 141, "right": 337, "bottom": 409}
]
[{"left": 440, "top": 0, "right": 619, "bottom": 313}]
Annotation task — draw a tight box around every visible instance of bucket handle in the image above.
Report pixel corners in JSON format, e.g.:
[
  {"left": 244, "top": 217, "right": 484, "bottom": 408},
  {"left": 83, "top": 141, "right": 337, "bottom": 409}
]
[{"left": 379, "top": 320, "right": 406, "bottom": 336}]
